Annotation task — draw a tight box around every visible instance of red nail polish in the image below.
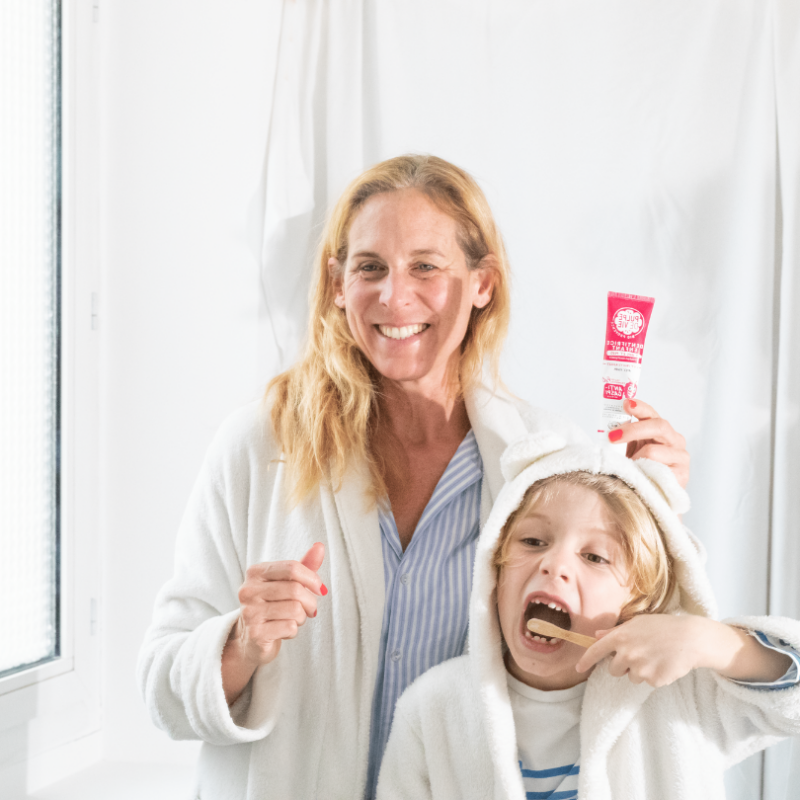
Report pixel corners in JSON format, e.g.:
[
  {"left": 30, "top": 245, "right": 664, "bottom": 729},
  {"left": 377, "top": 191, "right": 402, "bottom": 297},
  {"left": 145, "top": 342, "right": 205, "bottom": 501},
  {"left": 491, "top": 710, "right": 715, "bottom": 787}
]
[
  {"left": 628, "top": 400, "right": 637, "bottom": 409},
  {"left": 608, "top": 429, "right": 623, "bottom": 443},
  {"left": 320, "top": 583, "right": 328, "bottom": 596}
]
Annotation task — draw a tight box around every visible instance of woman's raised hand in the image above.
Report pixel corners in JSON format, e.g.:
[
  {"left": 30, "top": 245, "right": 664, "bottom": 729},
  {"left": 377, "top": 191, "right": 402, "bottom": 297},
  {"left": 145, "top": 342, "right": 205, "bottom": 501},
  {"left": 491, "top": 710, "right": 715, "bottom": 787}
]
[
  {"left": 222, "top": 542, "right": 327, "bottom": 705},
  {"left": 608, "top": 398, "right": 690, "bottom": 488}
]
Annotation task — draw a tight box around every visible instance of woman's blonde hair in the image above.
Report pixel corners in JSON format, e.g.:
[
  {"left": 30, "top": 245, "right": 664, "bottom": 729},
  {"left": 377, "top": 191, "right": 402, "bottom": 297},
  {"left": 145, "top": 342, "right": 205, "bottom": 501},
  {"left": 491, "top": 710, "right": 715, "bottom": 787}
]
[
  {"left": 492, "top": 472, "right": 676, "bottom": 620},
  {"left": 267, "top": 154, "right": 511, "bottom": 503}
]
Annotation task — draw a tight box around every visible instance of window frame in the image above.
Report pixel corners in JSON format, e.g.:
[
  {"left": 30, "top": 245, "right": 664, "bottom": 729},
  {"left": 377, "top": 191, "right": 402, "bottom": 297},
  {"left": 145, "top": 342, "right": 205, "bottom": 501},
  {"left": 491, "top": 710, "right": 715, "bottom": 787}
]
[{"left": 0, "top": 0, "right": 104, "bottom": 789}]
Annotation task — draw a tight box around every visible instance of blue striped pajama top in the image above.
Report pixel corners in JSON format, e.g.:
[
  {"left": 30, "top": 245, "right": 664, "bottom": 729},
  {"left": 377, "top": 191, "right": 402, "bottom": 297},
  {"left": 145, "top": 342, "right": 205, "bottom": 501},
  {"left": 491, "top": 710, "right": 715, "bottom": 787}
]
[{"left": 364, "top": 429, "right": 483, "bottom": 800}]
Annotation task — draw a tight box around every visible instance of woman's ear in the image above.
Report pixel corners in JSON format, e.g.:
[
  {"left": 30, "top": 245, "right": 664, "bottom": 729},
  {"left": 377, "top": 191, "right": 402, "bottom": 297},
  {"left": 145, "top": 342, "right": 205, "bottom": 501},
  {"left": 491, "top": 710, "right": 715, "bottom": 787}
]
[
  {"left": 329, "top": 257, "right": 346, "bottom": 309},
  {"left": 471, "top": 254, "right": 498, "bottom": 309}
]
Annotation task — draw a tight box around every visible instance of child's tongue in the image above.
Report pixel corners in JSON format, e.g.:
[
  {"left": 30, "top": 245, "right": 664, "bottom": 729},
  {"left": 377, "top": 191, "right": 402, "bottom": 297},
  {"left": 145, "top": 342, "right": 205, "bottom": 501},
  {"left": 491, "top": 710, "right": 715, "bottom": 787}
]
[{"left": 525, "top": 600, "right": 572, "bottom": 631}]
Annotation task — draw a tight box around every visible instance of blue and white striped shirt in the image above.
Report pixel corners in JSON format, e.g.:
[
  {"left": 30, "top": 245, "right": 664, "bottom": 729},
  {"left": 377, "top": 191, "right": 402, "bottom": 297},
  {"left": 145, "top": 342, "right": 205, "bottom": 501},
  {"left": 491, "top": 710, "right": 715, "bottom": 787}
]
[{"left": 365, "top": 429, "right": 483, "bottom": 799}]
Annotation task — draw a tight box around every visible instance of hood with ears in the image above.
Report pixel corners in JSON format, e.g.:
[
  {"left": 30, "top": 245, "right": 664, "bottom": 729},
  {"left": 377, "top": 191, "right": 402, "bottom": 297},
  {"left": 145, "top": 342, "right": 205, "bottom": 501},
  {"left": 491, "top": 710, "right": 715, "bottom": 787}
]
[{"left": 467, "top": 432, "right": 717, "bottom": 798}]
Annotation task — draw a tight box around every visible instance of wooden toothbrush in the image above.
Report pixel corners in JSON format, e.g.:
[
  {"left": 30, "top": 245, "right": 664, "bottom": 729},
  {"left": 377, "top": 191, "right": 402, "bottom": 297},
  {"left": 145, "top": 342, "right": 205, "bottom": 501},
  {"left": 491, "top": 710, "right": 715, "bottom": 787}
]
[{"left": 526, "top": 618, "right": 597, "bottom": 649}]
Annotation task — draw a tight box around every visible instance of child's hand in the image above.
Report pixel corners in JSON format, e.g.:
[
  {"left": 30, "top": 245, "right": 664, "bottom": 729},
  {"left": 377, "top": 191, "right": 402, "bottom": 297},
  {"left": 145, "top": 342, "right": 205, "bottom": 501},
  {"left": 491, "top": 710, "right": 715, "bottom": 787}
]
[
  {"left": 575, "top": 614, "right": 710, "bottom": 688},
  {"left": 576, "top": 615, "right": 793, "bottom": 688}
]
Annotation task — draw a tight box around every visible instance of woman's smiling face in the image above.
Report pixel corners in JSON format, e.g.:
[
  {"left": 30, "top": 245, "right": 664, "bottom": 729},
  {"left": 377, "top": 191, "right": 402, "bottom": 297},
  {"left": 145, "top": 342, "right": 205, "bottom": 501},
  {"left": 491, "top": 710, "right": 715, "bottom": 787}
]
[
  {"left": 330, "top": 188, "right": 493, "bottom": 390},
  {"left": 496, "top": 482, "right": 632, "bottom": 691}
]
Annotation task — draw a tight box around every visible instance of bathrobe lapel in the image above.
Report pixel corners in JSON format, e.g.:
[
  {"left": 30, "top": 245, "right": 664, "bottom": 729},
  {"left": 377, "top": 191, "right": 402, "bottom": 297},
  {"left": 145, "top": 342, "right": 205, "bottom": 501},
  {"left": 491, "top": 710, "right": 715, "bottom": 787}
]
[
  {"left": 578, "top": 663, "right": 656, "bottom": 799},
  {"left": 466, "top": 385, "right": 529, "bottom": 527},
  {"left": 332, "top": 455, "right": 384, "bottom": 643},
  {"left": 331, "top": 457, "right": 383, "bottom": 780}
]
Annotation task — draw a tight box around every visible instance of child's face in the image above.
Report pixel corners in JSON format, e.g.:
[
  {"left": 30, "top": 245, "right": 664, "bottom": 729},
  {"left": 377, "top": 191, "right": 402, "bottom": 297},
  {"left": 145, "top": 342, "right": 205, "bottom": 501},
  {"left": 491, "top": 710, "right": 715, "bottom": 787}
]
[{"left": 496, "top": 482, "right": 631, "bottom": 690}]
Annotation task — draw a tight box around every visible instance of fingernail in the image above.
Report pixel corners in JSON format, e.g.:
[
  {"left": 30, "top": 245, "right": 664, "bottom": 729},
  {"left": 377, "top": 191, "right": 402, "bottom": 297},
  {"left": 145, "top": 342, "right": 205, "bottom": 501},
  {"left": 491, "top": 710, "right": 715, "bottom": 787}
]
[
  {"left": 320, "top": 583, "right": 328, "bottom": 596},
  {"left": 608, "top": 429, "right": 623, "bottom": 443},
  {"left": 628, "top": 400, "right": 637, "bottom": 409}
]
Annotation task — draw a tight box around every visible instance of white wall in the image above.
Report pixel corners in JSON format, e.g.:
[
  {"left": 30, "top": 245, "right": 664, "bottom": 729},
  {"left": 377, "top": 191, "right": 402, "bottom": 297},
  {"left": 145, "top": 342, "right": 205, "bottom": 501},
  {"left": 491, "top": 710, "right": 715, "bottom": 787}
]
[{"left": 99, "top": 0, "right": 275, "bottom": 765}]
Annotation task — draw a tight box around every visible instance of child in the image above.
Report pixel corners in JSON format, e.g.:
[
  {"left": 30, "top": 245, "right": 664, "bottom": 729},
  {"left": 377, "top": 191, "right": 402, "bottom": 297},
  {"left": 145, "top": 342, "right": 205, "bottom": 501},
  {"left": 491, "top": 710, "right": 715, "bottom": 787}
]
[{"left": 376, "top": 432, "right": 800, "bottom": 800}]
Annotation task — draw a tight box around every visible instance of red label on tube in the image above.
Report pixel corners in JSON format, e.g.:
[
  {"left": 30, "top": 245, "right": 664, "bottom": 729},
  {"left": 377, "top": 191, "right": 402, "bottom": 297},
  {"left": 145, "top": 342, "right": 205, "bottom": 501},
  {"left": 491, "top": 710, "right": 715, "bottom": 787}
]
[{"left": 604, "top": 292, "right": 655, "bottom": 366}]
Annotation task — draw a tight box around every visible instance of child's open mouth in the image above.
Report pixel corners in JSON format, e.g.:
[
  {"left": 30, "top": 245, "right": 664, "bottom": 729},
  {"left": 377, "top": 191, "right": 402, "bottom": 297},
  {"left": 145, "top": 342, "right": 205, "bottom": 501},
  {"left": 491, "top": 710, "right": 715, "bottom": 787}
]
[{"left": 523, "top": 599, "right": 571, "bottom": 645}]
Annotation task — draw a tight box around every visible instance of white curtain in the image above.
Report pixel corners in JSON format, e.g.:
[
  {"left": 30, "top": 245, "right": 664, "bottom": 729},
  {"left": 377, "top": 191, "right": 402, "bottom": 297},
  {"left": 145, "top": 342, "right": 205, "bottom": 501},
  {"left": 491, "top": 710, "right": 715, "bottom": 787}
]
[{"left": 258, "top": 2, "right": 800, "bottom": 797}]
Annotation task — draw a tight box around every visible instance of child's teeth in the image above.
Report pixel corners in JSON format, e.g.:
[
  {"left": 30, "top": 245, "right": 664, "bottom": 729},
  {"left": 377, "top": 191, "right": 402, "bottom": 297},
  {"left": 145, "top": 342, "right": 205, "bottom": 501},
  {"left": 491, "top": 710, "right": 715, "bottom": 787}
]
[{"left": 548, "top": 602, "right": 556, "bottom": 609}]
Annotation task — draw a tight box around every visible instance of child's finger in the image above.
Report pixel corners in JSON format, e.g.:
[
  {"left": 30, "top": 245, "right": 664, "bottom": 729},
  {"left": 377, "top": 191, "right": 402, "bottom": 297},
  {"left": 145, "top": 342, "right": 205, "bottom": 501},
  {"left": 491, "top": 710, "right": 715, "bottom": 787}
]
[{"left": 575, "top": 632, "right": 617, "bottom": 673}]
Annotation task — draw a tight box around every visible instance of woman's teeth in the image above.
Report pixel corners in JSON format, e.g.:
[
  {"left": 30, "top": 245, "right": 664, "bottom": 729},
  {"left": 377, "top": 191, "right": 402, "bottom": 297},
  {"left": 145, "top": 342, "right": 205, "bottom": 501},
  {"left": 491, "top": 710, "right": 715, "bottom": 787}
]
[{"left": 378, "top": 323, "right": 428, "bottom": 340}]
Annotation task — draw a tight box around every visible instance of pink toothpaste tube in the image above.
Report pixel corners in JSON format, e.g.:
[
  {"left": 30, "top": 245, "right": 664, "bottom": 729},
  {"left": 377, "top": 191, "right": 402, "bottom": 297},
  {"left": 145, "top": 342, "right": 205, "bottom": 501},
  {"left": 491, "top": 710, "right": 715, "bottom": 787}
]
[{"left": 598, "top": 291, "right": 655, "bottom": 435}]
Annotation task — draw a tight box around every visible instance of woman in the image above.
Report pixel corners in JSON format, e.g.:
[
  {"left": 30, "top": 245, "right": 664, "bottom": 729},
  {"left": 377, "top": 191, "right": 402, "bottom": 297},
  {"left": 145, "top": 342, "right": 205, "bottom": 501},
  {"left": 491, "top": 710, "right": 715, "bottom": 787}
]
[{"left": 138, "top": 155, "right": 689, "bottom": 799}]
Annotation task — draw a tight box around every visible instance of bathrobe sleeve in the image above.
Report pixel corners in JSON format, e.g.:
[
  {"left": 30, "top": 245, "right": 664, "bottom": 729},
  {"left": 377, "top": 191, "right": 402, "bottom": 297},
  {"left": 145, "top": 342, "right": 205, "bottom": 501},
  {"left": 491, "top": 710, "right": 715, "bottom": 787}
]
[
  {"left": 137, "top": 406, "right": 283, "bottom": 746},
  {"left": 684, "top": 615, "right": 800, "bottom": 766}
]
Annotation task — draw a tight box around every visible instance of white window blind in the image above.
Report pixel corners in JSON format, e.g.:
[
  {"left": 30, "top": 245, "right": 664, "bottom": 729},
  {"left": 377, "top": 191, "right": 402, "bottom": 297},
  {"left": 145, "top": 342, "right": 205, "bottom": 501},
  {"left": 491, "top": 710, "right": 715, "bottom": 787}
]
[{"left": 0, "top": 0, "right": 61, "bottom": 676}]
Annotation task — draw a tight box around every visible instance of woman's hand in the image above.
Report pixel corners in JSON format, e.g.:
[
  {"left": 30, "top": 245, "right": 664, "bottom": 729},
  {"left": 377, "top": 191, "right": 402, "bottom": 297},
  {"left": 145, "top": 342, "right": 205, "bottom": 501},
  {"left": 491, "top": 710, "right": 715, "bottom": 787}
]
[
  {"left": 608, "top": 398, "right": 690, "bottom": 488},
  {"left": 221, "top": 542, "right": 327, "bottom": 705},
  {"left": 575, "top": 615, "right": 792, "bottom": 688}
]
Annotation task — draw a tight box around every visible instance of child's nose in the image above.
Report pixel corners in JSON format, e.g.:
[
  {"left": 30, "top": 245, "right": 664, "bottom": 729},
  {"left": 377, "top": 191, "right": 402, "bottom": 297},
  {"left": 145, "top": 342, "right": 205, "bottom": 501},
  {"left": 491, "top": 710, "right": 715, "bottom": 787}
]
[{"left": 539, "top": 549, "right": 569, "bottom": 580}]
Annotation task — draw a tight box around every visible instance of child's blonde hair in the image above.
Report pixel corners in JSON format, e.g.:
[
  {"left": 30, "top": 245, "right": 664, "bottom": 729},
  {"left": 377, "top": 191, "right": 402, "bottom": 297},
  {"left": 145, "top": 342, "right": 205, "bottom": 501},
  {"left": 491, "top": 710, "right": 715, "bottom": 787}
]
[{"left": 492, "top": 472, "right": 676, "bottom": 620}]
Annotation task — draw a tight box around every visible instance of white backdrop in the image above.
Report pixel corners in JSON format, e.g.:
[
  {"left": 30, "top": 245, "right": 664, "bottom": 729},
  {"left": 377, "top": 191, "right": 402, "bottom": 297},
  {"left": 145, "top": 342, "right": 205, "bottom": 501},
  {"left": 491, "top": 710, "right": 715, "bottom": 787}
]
[
  {"left": 257, "top": 1, "right": 800, "bottom": 797},
  {"left": 96, "top": 1, "right": 799, "bottom": 798}
]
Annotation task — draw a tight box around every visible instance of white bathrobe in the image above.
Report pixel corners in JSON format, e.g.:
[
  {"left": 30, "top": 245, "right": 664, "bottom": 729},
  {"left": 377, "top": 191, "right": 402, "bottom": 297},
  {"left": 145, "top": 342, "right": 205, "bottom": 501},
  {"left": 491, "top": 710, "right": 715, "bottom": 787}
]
[
  {"left": 377, "top": 434, "right": 800, "bottom": 800},
  {"left": 137, "top": 386, "right": 586, "bottom": 800}
]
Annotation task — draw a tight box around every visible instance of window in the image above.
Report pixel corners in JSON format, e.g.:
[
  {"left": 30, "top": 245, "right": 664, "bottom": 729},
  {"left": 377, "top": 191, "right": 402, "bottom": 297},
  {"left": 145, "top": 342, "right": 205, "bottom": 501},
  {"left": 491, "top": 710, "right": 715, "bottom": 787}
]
[
  {"left": 0, "top": 1, "right": 102, "bottom": 791},
  {"left": 0, "top": 0, "right": 62, "bottom": 680}
]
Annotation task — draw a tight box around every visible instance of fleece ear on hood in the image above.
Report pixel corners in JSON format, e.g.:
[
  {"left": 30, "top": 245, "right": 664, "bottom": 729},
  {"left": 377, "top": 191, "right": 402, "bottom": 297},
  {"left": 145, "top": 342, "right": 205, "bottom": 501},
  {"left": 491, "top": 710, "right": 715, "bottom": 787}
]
[{"left": 467, "top": 434, "right": 718, "bottom": 800}]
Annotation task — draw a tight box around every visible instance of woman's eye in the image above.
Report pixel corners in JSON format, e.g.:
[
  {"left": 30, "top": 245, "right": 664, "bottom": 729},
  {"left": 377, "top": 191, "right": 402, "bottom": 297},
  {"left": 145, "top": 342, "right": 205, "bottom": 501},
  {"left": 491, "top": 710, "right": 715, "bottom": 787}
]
[
  {"left": 356, "top": 263, "right": 385, "bottom": 278},
  {"left": 416, "top": 263, "right": 436, "bottom": 273},
  {"left": 584, "top": 553, "right": 608, "bottom": 565}
]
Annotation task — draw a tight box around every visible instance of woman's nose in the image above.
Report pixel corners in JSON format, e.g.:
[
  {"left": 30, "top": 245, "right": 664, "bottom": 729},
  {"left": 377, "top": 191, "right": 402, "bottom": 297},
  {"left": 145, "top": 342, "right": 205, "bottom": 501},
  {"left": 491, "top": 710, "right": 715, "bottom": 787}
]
[{"left": 379, "top": 270, "right": 412, "bottom": 308}]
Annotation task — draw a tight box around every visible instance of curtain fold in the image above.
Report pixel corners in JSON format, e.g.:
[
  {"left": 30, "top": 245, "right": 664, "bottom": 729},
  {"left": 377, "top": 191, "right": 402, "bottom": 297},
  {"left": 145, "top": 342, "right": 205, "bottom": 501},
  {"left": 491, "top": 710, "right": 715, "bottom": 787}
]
[
  {"left": 764, "top": 0, "right": 800, "bottom": 796},
  {"left": 258, "top": 0, "right": 365, "bottom": 378}
]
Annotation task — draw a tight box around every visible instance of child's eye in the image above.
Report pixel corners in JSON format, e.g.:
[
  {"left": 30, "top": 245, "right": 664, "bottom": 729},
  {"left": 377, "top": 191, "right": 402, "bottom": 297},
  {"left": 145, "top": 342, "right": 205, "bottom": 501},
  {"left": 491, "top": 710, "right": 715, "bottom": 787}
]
[
  {"left": 583, "top": 552, "right": 609, "bottom": 565},
  {"left": 521, "top": 537, "right": 547, "bottom": 548}
]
